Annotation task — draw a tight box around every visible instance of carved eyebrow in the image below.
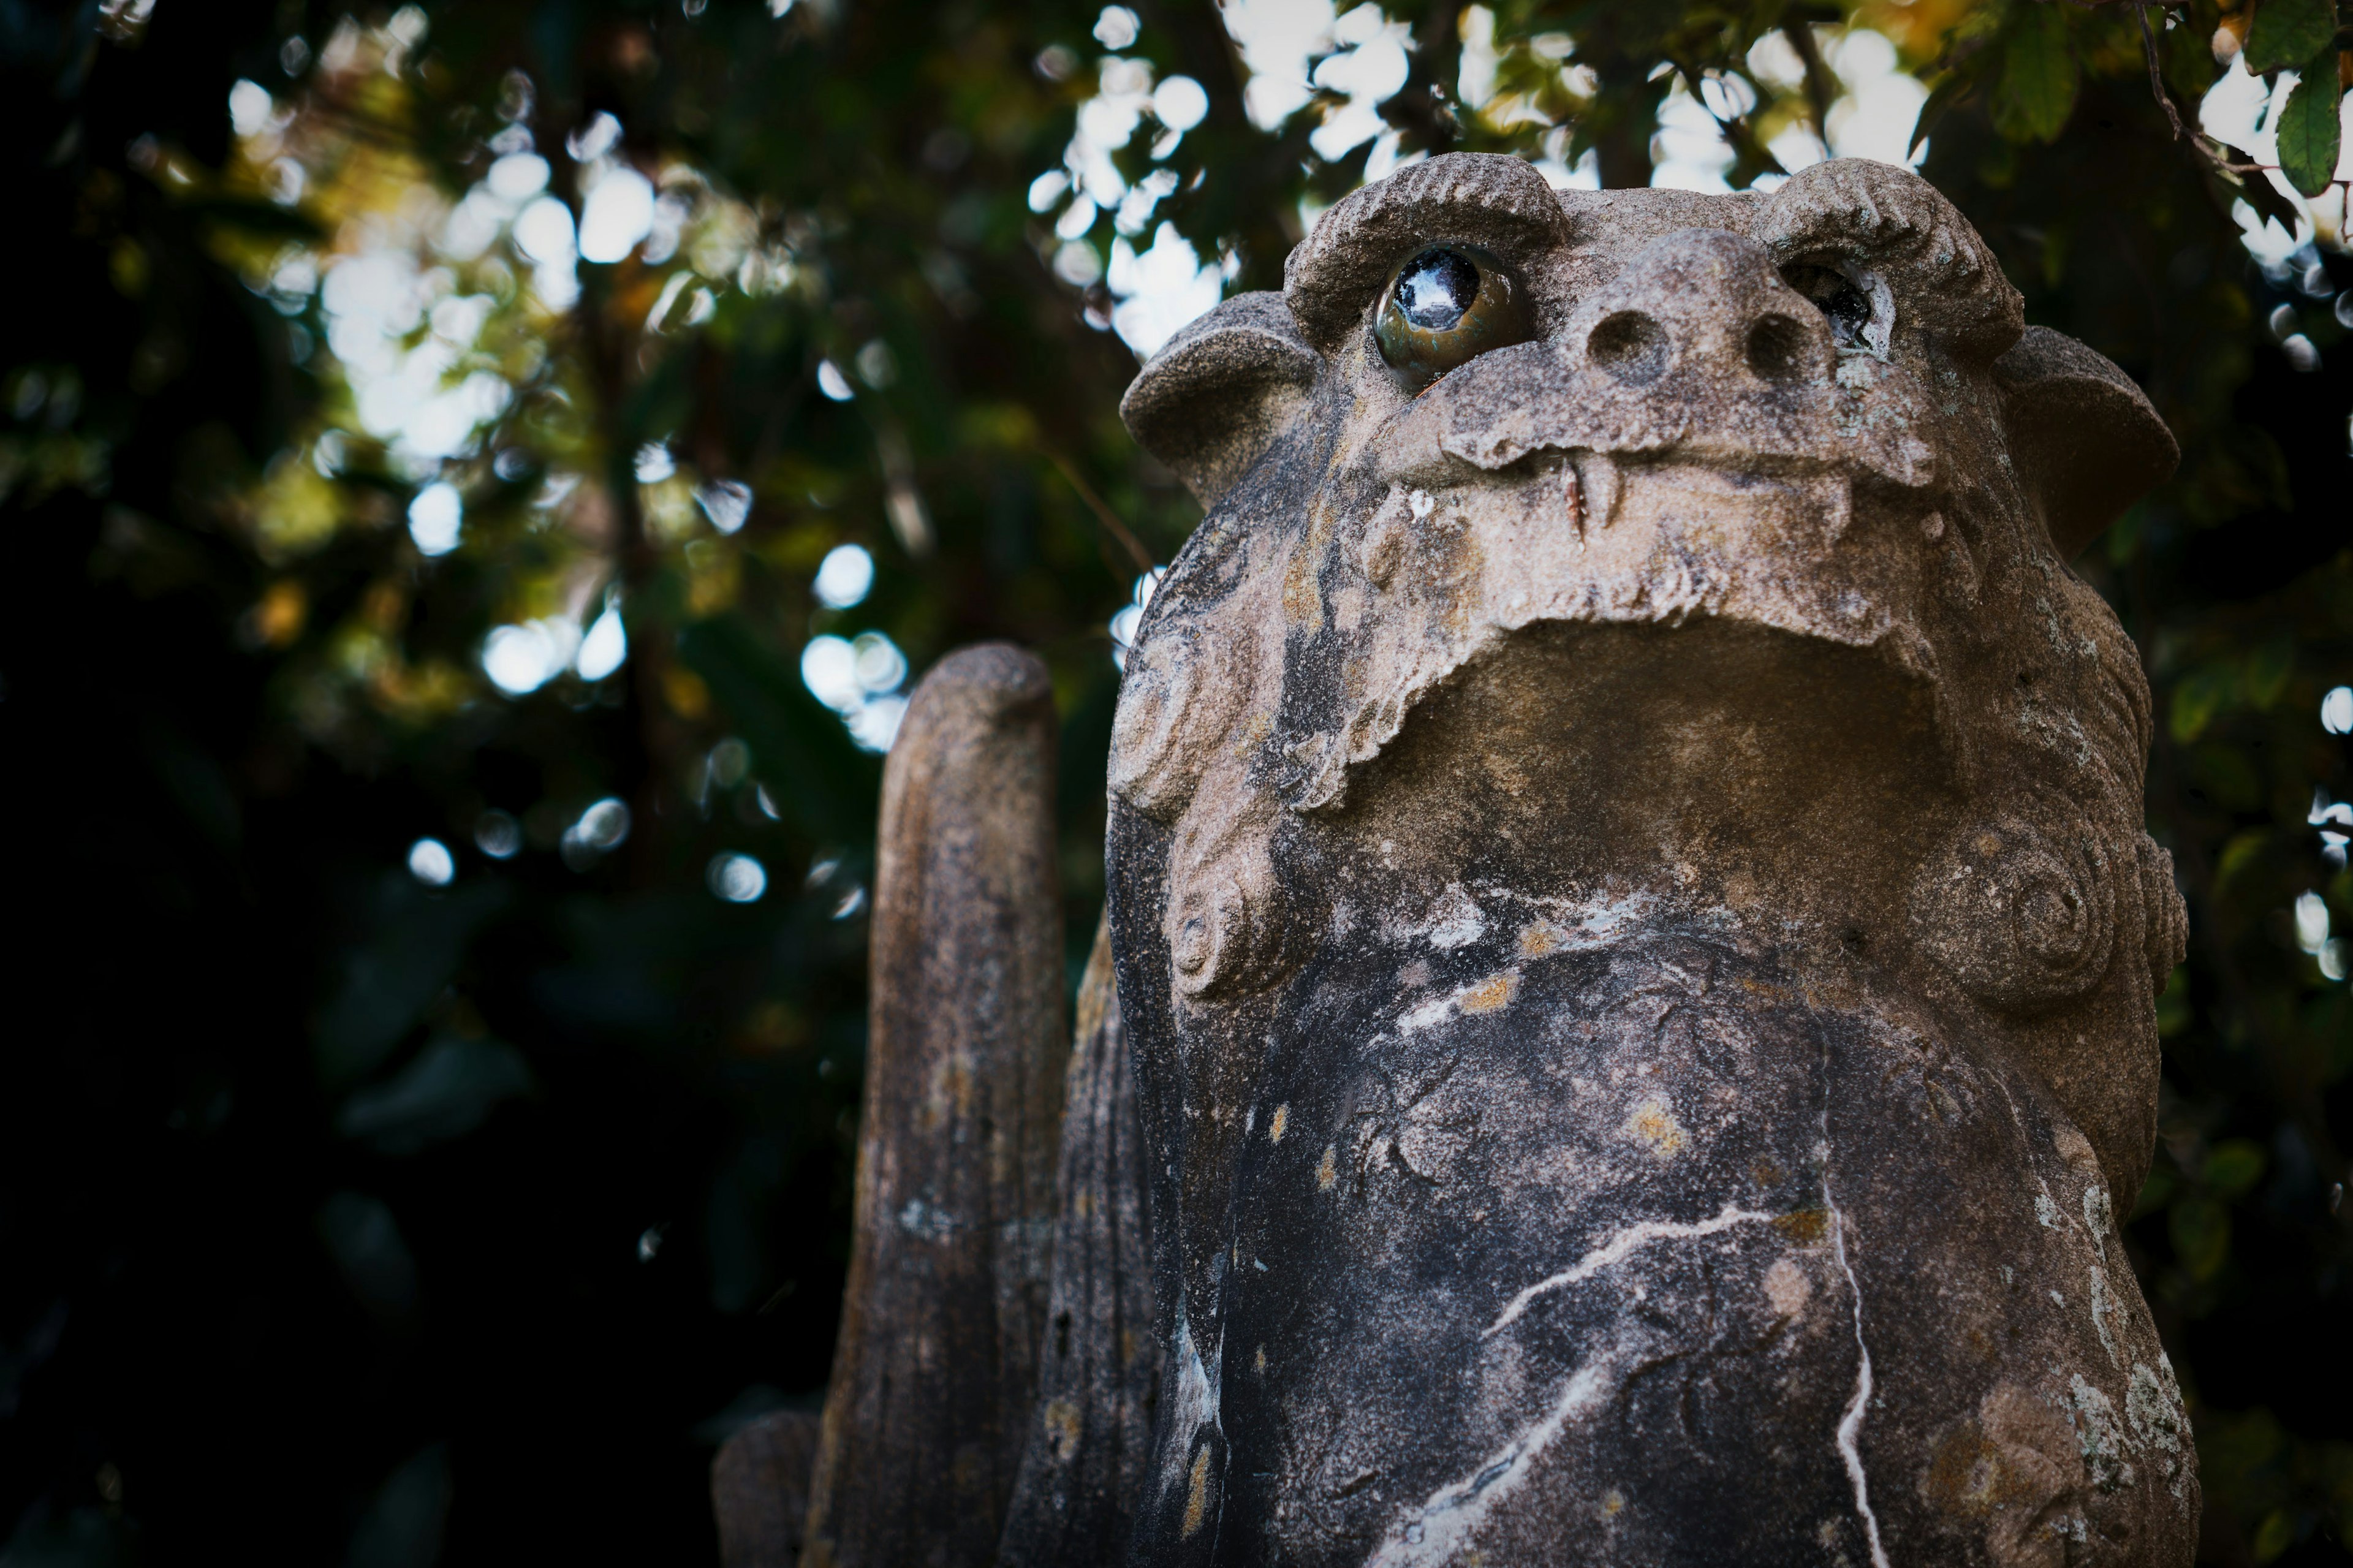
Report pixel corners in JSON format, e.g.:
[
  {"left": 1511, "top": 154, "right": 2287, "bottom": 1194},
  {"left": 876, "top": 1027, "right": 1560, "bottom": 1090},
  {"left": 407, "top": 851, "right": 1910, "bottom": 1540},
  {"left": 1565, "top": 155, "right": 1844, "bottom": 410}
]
[
  {"left": 1281, "top": 152, "right": 1571, "bottom": 350},
  {"left": 1756, "top": 159, "right": 2020, "bottom": 360}
]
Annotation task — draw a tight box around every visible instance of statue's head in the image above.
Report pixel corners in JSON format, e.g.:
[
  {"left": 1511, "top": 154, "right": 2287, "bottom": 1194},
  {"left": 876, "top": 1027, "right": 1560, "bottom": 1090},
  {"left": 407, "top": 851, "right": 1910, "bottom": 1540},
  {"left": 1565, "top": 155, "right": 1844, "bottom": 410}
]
[{"left": 1113, "top": 153, "right": 2183, "bottom": 1193}]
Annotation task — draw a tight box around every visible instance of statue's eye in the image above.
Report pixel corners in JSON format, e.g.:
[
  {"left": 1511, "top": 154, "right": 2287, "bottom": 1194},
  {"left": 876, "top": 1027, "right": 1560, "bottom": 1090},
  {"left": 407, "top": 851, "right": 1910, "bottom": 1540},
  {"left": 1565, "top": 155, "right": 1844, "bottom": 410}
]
[
  {"left": 1374, "top": 245, "right": 1530, "bottom": 390},
  {"left": 1782, "top": 262, "right": 1876, "bottom": 352}
]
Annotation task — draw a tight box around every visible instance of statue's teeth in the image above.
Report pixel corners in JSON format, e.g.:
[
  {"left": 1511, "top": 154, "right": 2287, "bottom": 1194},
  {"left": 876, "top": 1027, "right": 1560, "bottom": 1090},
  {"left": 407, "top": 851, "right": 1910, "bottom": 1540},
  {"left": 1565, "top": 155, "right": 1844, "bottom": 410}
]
[{"left": 1572, "top": 449, "right": 1623, "bottom": 528}]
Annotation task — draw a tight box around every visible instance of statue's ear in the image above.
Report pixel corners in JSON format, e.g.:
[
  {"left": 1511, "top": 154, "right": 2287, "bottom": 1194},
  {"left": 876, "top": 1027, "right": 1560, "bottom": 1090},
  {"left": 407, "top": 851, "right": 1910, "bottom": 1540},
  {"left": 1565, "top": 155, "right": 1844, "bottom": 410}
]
[
  {"left": 1120, "top": 291, "right": 1321, "bottom": 509},
  {"left": 1994, "top": 326, "right": 2178, "bottom": 559}
]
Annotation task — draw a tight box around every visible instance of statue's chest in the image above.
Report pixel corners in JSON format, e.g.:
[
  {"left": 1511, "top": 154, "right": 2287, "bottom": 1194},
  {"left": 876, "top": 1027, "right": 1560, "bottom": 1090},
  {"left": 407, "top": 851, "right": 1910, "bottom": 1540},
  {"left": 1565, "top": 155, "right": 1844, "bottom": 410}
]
[{"left": 1148, "top": 915, "right": 2189, "bottom": 1567}]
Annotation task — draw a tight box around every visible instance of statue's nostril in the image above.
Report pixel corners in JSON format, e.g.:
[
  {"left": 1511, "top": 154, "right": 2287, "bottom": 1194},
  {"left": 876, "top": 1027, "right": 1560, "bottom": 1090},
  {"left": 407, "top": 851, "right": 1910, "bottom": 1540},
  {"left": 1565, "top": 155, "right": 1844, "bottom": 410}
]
[
  {"left": 1588, "top": 311, "right": 1670, "bottom": 385},
  {"left": 1745, "top": 313, "right": 1809, "bottom": 382}
]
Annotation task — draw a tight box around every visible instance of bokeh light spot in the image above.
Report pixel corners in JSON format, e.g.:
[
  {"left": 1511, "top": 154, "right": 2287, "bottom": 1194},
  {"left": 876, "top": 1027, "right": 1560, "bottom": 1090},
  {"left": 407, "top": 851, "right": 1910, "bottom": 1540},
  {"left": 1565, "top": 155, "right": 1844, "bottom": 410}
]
[
  {"left": 474, "top": 810, "right": 522, "bottom": 860},
  {"left": 708, "top": 853, "right": 768, "bottom": 903},
  {"left": 407, "top": 838, "right": 455, "bottom": 886},
  {"left": 513, "top": 195, "right": 577, "bottom": 265},
  {"left": 483, "top": 621, "right": 581, "bottom": 695},
  {"left": 1093, "top": 5, "right": 1139, "bottom": 48},
  {"left": 697, "top": 479, "right": 752, "bottom": 534},
  {"left": 1153, "top": 74, "right": 1209, "bottom": 131},
  {"left": 801, "top": 635, "right": 859, "bottom": 711},
  {"left": 813, "top": 543, "right": 874, "bottom": 609},
  {"left": 407, "top": 482, "right": 463, "bottom": 556},
  {"left": 579, "top": 169, "right": 656, "bottom": 263},
  {"left": 487, "top": 153, "right": 550, "bottom": 201},
  {"left": 561, "top": 798, "right": 631, "bottom": 870},
  {"left": 575, "top": 600, "right": 627, "bottom": 681}
]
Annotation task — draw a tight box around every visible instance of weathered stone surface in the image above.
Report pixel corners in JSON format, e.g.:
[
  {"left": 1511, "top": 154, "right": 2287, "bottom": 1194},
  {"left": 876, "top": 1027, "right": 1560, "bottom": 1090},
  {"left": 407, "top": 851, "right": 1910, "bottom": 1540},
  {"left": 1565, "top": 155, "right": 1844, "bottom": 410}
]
[
  {"left": 801, "top": 644, "right": 1064, "bottom": 1568},
  {"left": 998, "top": 914, "right": 1162, "bottom": 1564},
  {"left": 713, "top": 1409, "right": 820, "bottom": 1568},
  {"left": 1105, "top": 155, "right": 2194, "bottom": 1566}
]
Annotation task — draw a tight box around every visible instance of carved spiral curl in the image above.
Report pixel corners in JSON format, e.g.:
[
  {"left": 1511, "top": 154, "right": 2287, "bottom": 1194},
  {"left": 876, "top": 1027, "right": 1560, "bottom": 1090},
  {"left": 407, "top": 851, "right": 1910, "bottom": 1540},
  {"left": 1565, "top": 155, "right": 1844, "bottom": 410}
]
[
  {"left": 1107, "top": 619, "right": 1248, "bottom": 824},
  {"left": 2137, "top": 833, "right": 2189, "bottom": 991},
  {"left": 1911, "top": 814, "right": 2117, "bottom": 1013},
  {"left": 1164, "top": 822, "right": 1310, "bottom": 1002}
]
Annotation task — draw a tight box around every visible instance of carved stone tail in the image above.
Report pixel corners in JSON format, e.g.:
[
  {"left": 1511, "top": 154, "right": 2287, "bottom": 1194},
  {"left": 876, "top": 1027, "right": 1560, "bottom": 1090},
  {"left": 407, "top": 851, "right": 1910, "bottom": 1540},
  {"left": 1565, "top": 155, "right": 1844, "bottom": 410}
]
[
  {"left": 799, "top": 644, "right": 1066, "bottom": 1568},
  {"left": 998, "top": 912, "right": 1161, "bottom": 1566}
]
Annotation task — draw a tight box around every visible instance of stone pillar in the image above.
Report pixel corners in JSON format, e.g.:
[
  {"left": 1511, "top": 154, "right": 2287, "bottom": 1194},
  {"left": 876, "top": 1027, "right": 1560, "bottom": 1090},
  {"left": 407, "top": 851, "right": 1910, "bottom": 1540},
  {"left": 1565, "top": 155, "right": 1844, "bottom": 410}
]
[
  {"left": 800, "top": 645, "right": 1064, "bottom": 1568},
  {"left": 1102, "top": 153, "right": 2196, "bottom": 1567}
]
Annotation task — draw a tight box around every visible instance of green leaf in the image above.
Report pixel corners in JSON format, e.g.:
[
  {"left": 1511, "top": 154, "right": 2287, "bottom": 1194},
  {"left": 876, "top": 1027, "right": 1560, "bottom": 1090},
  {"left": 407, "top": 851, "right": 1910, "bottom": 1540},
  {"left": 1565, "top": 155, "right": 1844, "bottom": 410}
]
[
  {"left": 2155, "top": 964, "right": 2192, "bottom": 1037},
  {"left": 2246, "top": 635, "right": 2297, "bottom": 708},
  {"left": 336, "top": 1034, "right": 536, "bottom": 1155},
  {"left": 2234, "top": 159, "right": 2313, "bottom": 240},
  {"left": 1992, "top": 6, "right": 2078, "bottom": 145},
  {"left": 2169, "top": 1194, "right": 2232, "bottom": 1279},
  {"left": 2244, "top": 0, "right": 2339, "bottom": 75},
  {"left": 2203, "top": 1138, "right": 2268, "bottom": 1198},
  {"left": 315, "top": 876, "right": 510, "bottom": 1088},
  {"left": 2275, "top": 58, "right": 2346, "bottom": 198},
  {"left": 2169, "top": 662, "right": 2235, "bottom": 743}
]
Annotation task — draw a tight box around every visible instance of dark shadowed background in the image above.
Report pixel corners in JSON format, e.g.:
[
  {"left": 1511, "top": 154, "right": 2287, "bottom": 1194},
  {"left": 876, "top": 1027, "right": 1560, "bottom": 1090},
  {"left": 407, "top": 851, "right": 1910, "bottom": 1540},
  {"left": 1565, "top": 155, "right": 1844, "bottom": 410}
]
[{"left": 1, "top": 0, "right": 2346, "bottom": 1562}]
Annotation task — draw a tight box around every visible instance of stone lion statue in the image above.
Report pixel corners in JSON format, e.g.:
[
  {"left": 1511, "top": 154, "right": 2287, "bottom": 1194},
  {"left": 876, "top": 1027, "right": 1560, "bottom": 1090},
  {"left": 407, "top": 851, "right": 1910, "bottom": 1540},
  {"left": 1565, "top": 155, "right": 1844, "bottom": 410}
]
[{"left": 760, "top": 154, "right": 2196, "bottom": 1568}]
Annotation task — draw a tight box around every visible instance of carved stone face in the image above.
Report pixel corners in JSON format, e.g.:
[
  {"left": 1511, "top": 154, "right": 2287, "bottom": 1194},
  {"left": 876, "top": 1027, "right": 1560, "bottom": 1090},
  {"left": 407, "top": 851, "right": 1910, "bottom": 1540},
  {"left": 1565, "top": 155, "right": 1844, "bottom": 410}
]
[{"left": 1107, "top": 156, "right": 2194, "bottom": 1566}]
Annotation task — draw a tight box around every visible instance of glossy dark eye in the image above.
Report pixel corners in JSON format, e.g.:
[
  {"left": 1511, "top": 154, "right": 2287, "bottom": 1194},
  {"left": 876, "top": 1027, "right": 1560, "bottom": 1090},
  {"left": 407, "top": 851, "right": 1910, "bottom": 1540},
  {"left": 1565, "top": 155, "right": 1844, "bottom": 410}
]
[
  {"left": 1781, "top": 262, "right": 1874, "bottom": 351},
  {"left": 1374, "top": 245, "right": 1530, "bottom": 390}
]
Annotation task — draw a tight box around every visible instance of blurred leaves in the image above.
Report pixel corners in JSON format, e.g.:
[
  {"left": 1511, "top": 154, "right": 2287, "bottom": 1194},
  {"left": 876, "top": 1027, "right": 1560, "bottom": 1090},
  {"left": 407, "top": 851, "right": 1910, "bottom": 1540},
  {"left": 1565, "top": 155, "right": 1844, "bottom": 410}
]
[
  {"left": 335, "top": 1034, "right": 535, "bottom": 1155},
  {"left": 2244, "top": 0, "right": 2341, "bottom": 75},
  {"left": 2276, "top": 64, "right": 2346, "bottom": 198},
  {"left": 1993, "top": 4, "right": 2080, "bottom": 145},
  {"left": 315, "top": 877, "right": 510, "bottom": 1088}
]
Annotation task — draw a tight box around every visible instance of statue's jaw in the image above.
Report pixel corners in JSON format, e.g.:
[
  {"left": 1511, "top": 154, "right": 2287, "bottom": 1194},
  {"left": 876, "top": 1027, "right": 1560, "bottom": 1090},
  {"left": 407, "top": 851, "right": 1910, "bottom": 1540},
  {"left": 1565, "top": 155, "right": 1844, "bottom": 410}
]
[
  {"left": 1311, "top": 616, "right": 1950, "bottom": 955},
  {"left": 1281, "top": 457, "right": 1951, "bottom": 825}
]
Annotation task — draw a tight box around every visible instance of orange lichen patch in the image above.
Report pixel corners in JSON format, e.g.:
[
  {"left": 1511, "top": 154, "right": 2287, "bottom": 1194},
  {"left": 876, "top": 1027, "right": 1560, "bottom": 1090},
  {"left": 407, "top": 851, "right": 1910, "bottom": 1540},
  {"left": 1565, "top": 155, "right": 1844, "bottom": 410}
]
[
  {"left": 1233, "top": 709, "right": 1275, "bottom": 762},
  {"left": 1181, "top": 1445, "right": 1213, "bottom": 1536},
  {"left": 1772, "top": 1208, "right": 1830, "bottom": 1244},
  {"left": 1041, "top": 1399, "right": 1081, "bottom": 1461},
  {"left": 1923, "top": 1423, "right": 2005, "bottom": 1517},
  {"left": 1622, "top": 1097, "right": 1685, "bottom": 1157},
  {"left": 1763, "top": 1256, "right": 1813, "bottom": 1317},
  {"left": 1317, "top": 1145, "right": 1338, "bottom": 1191},
  {"left": 1281, "top": 539, "right": 1325, "bottom": 637},
  {"left": 1460, "top": 972, "right": 1517, "bottom": 1013},
  {"left": 1518, "top": 921, "right": 1562, "bottom": 956},
  {"left": 1270, "top": 1103, "right": 1289, "bottom": 1143},
  {"left": 1479, "top": 749, "right": 1530, "bottom": 795}
]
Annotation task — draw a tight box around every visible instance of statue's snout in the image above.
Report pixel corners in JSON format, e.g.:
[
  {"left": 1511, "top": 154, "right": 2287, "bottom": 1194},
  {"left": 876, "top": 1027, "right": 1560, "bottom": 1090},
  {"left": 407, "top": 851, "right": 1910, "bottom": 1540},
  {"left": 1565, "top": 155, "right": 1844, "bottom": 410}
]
[{"left": 1567, "top": 228, "right": 1835, "bottom": 393}]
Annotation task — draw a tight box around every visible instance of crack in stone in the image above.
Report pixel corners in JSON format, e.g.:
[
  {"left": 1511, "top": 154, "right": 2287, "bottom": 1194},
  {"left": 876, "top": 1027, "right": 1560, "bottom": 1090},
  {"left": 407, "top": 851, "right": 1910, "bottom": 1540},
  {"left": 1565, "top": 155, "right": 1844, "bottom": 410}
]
[
  {"left": 1483, "top": 1202, "right": 1779, "bottom": 1338},
  {"left": 1364, "top": 1350, "right": 1627, "bottom": 1568},
  {"left": 1828, "top": 1184, "right": 1892, "bottom": 1568}
]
